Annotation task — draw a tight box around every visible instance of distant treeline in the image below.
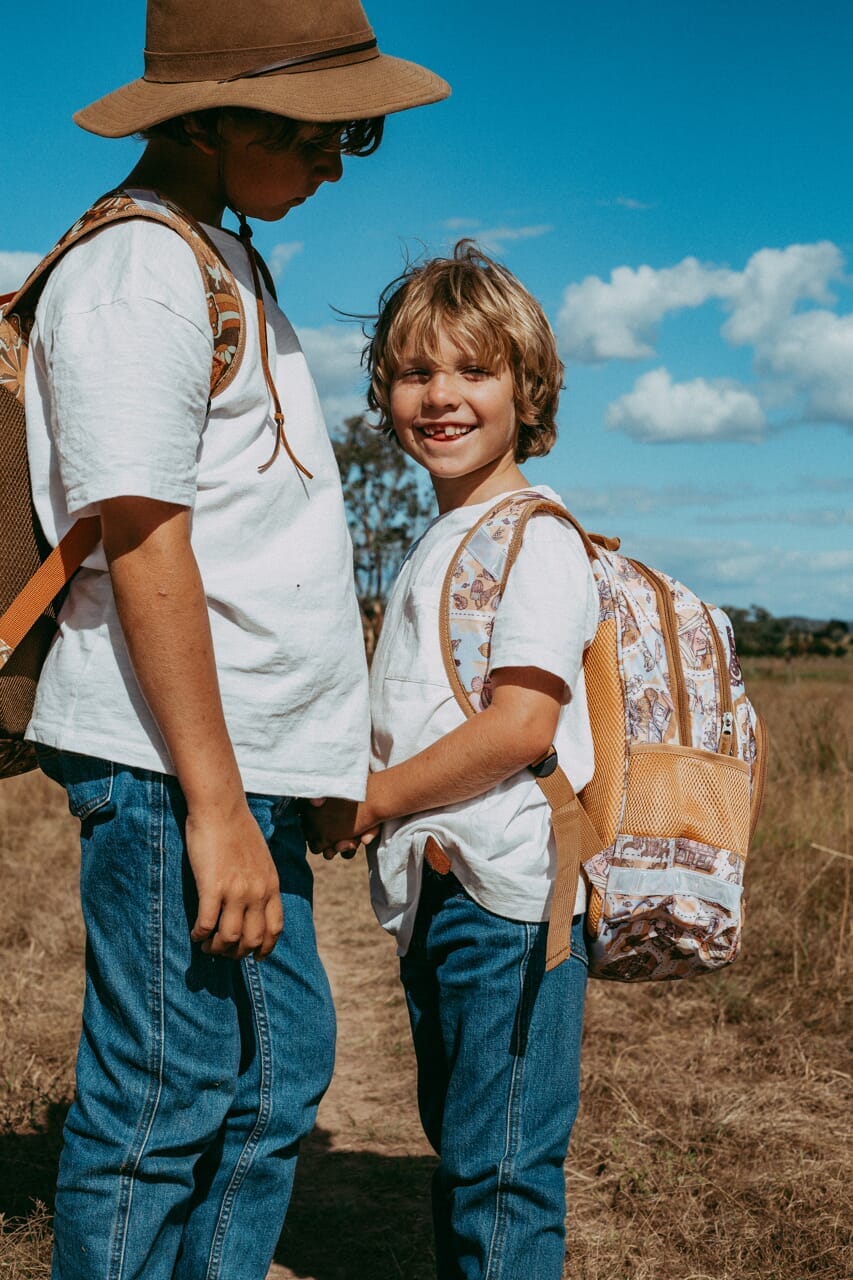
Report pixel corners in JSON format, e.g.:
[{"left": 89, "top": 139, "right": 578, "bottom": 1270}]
[{"left": 725, "top": 606, "right": 850, "bottom": 657}]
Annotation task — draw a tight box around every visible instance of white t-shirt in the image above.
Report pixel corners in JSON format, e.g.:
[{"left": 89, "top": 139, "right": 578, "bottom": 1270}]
[
  {"left": 368, "top": 484, "right": 599, "bottom": 953},
  {"left": 25, "top": 191, "right": 369, "bottom": 799}
]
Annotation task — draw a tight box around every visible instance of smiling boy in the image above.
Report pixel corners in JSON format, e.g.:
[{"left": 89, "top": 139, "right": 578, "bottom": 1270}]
[
  {"left": 23, "top": 3, "right": 447, "bottom": 1277},
  {"left": 306, "top": 243, "right": 599, "bottom": 1279}
]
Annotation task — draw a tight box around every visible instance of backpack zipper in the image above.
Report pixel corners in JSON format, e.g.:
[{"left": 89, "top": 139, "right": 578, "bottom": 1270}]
[
  {"left": 749, "top": 710, "right": 769, "bottom": 840},
  {"left": 702, "top": 603, "right": 735, "bottom": 755},
  {"left": 629, "top": 560, "right": 691, "bottom": 747}
]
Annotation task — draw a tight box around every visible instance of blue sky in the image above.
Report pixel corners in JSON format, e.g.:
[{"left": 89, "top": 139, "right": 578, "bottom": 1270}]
[{"left": 5, "top": 0, "right": 852, "bottom": 619}]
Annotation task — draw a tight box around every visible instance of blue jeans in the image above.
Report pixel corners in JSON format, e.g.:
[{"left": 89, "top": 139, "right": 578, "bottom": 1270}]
[
  {"left": 400, "top": 868, "right": 588, "bottom": 1280},
  {"left": 37, "top": 750, "right": 335, "bottom": 1280}
]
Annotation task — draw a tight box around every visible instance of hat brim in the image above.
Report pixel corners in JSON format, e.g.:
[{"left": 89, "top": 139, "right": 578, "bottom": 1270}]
[{"left": 74, "top": 53, "right": 450, "bottom": 138}]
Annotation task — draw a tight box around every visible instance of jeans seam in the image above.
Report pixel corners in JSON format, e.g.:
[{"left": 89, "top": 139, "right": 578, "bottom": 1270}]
[
  {"left": 483, "top": 922, "right": 536, "bottom": 1280},
  {"left": 107, "top": 773, "right": 168, "bottom": 1280},
  {"left": 205, "top": 954, "right": 274, "bottom": 1279}
]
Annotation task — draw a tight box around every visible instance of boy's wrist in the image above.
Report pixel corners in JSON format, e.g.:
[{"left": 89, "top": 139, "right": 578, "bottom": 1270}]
[
  {"left": 179, "top": 756, "right": 246, "bottom": 818},
  {"left": 361, "top": 776, "right": 389, "bottom": 832}
]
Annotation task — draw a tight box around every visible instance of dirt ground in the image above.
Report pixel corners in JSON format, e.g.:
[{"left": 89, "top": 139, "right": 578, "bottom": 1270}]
[
  {"left": 1, "top": 657, "right": 851, "bottom": 1279},
  {"left": 269, "top": 855, "right": 435, "bottom": 1280}
]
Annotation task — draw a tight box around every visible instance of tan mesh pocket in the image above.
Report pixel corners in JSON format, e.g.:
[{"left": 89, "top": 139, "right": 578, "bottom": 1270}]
[
  {"left": 580, "top": 618, "right": 626, "bottom": 845},
  {"left": 623, "top": 744, "right": 750, "bottom": 858}
]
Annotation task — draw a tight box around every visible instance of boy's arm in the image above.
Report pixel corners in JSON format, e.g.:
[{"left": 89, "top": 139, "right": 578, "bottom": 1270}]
[
  {"left": 304, "top": 666, "right": 563, "bottom": 851},
  {"left": 100, "top": 496, "right": 282, "bottom": 960}
]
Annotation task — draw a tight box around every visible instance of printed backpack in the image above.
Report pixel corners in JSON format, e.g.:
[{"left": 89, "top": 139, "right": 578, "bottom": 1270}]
[
  {"left": 0, "top": 191, "right": 246, "bottom": 778},
  {"left": 440, "top": 489, "right": 768, "bottom": 982}
]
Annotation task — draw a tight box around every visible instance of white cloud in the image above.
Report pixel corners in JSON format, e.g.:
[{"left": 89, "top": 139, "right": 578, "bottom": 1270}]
[
  {"left": 697, "top": 507, "right": 853, "bottom": 528},
  {"left": 597, "top": 196, "right": 654, "bottom": 211},
  {"left": 606, "top": 368, "right": 766, "bottom": 442},
  {"left": 564, "top": 482, "right": 849, "bottom": 531},
  {"left": 555, "top": 484, "right": 848, "bottom": 616},
  {"left": 473, "top": 225, "right": 553, "bottom": 254},
  {"left": 615, "top": 196, "right": 653, "bottom": 211},
  {"left": 797, "top": 474, "right": 853, "bottom": 495},
  {"left": 721, "top": 242, "right": 842, "bottom": 346},
  {"left": 563, "top": 482, "right": 737, "bottom": 518},
  {"left": 632, "top": 536, "right": 853, "bottom": 616},
  {"left": 296, "top": 324, "right": 366, "bottom": 426},
  {"left": 751, "top": 308, "right": 853, "bottom": 425},
  {"left": 709, "top": 546, "right": 853, "bottom": 595},
  {"left": 559, "top": 244, "right": 841, "bottom": 367},
  {"left": 558, "top": 257, "right": 734, "bottom": 363},
  {"left": 0, "top": 251, "right": 42, "bottom": 295},
  {"left": 719, "top": 244, "right": 853, "bottom": 428},
  {"left": 440, "top": 220, "right": 552, "bottom": 255},
  {"left": 782, "top": 508, "right": 853, "bottom": 527},
  {"left": 269, "top": 241, "right": 303, "bottom": 277},
  {"left": 560, "top": 239, "right": 853, "bottom": 435}
]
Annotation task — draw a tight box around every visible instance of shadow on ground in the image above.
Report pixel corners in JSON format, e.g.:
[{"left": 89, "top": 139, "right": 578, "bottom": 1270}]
[
  {"left": 276, "top": 1126, "right": 438, "bottom": 1280},
  {"left": 0, "top": 1118, "right": 437, "bottom": 1280},
  {"left": 0, "top": 1101, "right": 69, "bottom": 1219}
]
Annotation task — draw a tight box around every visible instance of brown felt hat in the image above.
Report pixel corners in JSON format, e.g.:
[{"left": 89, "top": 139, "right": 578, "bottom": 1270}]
[{"left": 74, "top": 0, "right": 450, "bottom": 138}]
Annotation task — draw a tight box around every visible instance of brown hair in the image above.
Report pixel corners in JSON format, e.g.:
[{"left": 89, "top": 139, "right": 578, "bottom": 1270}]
[
  {"left": 365, "top": 241, "right": 564, "bottom": 461},
  {"left": 140, "top": 107, "right": 384, "bottom": 157}
]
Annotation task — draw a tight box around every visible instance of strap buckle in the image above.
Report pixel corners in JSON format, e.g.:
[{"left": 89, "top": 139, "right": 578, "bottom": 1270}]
[{"left": 529, "top": 748, "right": 558, "bottom": 779}]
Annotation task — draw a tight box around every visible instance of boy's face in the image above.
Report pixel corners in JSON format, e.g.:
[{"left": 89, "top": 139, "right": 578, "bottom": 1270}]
[
  {"left": 390, "top": 327, "right": 521, "bottom": 507},
  {"left": 217, "top": 119, "right": 344, "bottom": 221}
]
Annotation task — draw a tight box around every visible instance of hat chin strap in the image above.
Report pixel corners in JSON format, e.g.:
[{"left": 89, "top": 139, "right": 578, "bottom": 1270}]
[{"left": 217, "top": 132, "right": 313, "bottom": 480}]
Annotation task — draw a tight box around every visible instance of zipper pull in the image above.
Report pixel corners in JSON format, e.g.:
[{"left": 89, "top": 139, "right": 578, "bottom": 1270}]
[{"left": 720, "top": 711, "right": 734, "bottom": 755}]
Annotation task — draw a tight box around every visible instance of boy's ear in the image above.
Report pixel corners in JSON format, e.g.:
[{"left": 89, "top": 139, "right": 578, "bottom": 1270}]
[{"left": 182, "top": 112, "right": 220, "bottom": 156}]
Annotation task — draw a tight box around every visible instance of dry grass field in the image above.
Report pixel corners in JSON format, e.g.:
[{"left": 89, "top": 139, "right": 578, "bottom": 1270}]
[{"left": 1, "top": 657, "right": 850, "bottom": 1279}]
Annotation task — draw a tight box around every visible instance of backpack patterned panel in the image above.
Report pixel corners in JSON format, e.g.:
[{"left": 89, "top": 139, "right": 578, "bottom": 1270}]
[
  {"left": 580, "top": 549, "right": 766, "bottom": 980},
  {"left": 442, "top": 490, "right": 768, "bottom": 984}
]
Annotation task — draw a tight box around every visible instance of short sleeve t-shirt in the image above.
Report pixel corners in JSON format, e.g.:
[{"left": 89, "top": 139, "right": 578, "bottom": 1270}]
[
  {"left": 368, "top": 484, "right": 599, "bottom": 954},
  {"left": 24, "top": 191, "right": 370, "bottom": 799}
]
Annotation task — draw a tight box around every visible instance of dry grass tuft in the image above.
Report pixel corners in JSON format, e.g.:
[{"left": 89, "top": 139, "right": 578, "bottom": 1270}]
[
  {"left": 0, "top": 769, "right": 80, "bottom": 1248},
  {"left": 1, "top": 657, "right": 851, "bottom": 1279},
  {"left": 0, "top": 1203, "right": 53, "bottom": 1279},
  {"left": 564, "top": 658, "right": 852, "bottom": 1280}
]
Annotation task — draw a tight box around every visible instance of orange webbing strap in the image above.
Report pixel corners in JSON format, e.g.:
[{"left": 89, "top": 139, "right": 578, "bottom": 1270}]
[
  {"left": 502, "top": 499, "right": 606, "bottom": 967},
  {"left": 438, "top": 491, "right": 606, "bottom": 969},
  {"left": 537, "top": 764, "right": 603, "bottom": 971},
  {"left": 504, "top": 496, "right": 599, "bottom": 566},
  {"left": 0, "top": 516, "right": 101, "bottom": 667}
]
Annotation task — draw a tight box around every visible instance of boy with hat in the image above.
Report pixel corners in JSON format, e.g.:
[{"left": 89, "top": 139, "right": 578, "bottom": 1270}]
[{"left": 24, "top": 3, "right": 447, "bottom": 1277}]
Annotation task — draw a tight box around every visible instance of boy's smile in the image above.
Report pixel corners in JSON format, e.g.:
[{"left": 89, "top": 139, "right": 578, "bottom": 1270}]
[{"left": 390, "top": 329, "right": 526, "bottom": 511}]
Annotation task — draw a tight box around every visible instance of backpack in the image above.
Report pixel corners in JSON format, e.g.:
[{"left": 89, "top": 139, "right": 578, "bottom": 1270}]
[
  {"left": 440, "top": 489, "right": 768, "bottom": 982},
  {"left": 0, "top": 191, "right": 246, "bottom": 778}
]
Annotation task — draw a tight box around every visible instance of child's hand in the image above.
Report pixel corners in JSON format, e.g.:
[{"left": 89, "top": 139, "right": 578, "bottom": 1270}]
[
  {"left": 186, "top": 797, "right": 283, "bottom": 960},
  {"left": 301, "top": 797, "right": 379, "bottom": 859}
]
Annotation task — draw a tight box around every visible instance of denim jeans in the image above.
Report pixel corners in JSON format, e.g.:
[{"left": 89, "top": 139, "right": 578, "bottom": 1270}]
[
  {"left": 400, "top": 867, "right": 588, "bottom": 1280},
  {"left": 37, "top": 749, "right": 335, "bottom": 1280}
]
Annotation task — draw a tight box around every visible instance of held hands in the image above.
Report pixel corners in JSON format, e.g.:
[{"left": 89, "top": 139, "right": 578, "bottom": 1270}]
[{"left": 301, "top": 796, "right": 380, "bottom": 860}]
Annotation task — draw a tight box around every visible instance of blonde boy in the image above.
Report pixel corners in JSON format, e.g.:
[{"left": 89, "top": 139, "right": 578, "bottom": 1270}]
[
  {"left": 24, "top": 3, "right": 447, "bottom": 1277},
  {"left": 306, "top": 243, "right": 599, "bottom": 1279}
]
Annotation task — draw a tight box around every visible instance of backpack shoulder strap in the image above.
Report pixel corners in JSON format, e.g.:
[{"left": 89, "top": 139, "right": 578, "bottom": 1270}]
[
  {"left": 439, "top": 489, "right": 594, "bottom": 716},
  {"left": 438, "top": 489, "right": 604, "bottom": 970},
  {"left": 5, "top": 191, "right": 245, "bottom": 399},
  {"left": 0, "top": 194, "right": 246, "bottom": 668}
]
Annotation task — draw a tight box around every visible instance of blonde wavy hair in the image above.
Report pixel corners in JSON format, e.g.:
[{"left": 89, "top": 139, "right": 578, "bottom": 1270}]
[{"left": 365, "top": 241, "right": 564, "bottom": 462}]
